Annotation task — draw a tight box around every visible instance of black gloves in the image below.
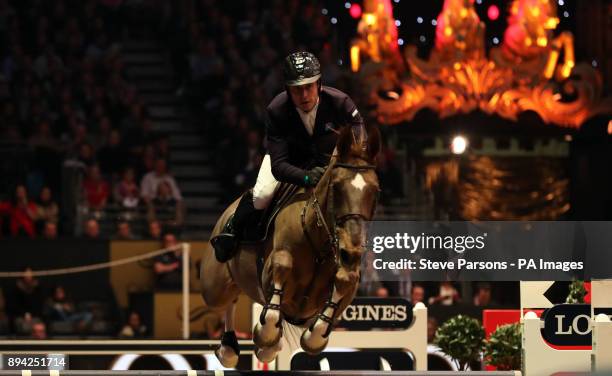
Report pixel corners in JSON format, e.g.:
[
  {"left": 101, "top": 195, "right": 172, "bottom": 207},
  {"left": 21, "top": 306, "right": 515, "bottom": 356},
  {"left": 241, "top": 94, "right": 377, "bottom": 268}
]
[{"left": 303, "top": 166, "right": 326, "bottom": 187}]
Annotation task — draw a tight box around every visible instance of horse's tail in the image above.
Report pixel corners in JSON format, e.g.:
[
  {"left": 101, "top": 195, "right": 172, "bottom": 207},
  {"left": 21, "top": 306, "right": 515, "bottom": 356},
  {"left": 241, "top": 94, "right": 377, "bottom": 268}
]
[{"left": 280, "top": 320, "right": 303, "bottom": 356}]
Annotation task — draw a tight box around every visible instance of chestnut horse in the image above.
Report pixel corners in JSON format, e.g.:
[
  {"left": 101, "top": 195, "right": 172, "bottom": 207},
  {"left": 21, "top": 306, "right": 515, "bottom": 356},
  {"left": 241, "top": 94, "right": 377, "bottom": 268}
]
[{"left": 200, "top": 123, "right": 380, "bottom": 367}]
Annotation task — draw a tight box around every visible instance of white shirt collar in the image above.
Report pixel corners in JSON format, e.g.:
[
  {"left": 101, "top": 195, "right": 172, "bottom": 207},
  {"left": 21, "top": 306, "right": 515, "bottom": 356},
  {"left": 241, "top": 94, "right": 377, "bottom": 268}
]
[{"left": 296, "top": 97, "right": 320, "bottom": 136}]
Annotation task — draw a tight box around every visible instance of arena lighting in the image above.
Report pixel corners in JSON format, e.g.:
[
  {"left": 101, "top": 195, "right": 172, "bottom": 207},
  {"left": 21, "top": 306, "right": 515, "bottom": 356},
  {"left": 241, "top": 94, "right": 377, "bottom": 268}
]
[
  {"left": 386, "top": 91, "right": 400, "bottom": 99},
  {"left": 487, "top": 4, "right": 500, "bottom": 21},
  {"left": 349, "top": 3, "right": 362, "bottom": 19},
  {"left": 451, "top": 135, "right": 468, "bottom": 155}
]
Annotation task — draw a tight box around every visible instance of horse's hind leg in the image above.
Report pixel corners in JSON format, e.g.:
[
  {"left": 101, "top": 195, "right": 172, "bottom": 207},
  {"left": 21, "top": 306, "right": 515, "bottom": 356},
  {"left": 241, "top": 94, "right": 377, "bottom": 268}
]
[
  {"left": 253, "top": 249, "right": 292, "bottom": 350},
  {"left": 215, "top": 302, "right": 240, "bottom": 368},
  {"left": 200, "top": 243, "right": 241, "bottom": 367}
]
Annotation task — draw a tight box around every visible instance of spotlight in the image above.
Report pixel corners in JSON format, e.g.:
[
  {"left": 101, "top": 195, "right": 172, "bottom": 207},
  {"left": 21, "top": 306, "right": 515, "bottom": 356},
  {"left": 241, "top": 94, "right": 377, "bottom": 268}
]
[
  {"left": 349, "top": 3, "right": 362, "bottom": 18},
  {"left": 451, "top": 135, "right": 468, "bottom": 155},
  {"left": 487, "top": 5, "right": 500, "bottom": 21}
]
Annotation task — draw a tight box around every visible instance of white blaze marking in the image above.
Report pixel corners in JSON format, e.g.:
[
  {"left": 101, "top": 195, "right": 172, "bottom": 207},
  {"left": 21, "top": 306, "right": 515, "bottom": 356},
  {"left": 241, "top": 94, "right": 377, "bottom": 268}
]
[{"left": 351, "top": 173, "right": 367, "bottom": 191}]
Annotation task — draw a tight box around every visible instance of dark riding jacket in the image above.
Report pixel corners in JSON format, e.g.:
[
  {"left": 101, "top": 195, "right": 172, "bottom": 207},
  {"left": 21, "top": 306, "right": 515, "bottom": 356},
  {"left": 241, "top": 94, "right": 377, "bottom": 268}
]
[{"left": 265, "top": 86, "right": 364, "bottom": 186}]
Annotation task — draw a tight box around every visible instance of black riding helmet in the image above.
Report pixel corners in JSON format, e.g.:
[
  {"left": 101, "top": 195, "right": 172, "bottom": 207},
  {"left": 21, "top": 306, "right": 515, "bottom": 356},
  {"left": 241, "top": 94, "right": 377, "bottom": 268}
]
[{"left": 283, "top": 51, "right": 321, "bottom": 87}]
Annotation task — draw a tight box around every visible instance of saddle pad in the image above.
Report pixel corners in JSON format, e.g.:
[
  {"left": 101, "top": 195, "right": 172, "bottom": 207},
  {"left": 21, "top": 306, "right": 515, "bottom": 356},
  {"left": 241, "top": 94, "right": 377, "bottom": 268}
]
[{"left": 242, "top": 182, "right": 302, "bottom": 244}]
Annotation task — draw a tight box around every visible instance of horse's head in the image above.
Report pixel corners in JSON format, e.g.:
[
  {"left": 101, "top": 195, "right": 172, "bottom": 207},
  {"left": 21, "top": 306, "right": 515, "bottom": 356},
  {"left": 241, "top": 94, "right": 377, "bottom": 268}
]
[{"left": 325, "top": 123, "right": 381, "bottom": 273}]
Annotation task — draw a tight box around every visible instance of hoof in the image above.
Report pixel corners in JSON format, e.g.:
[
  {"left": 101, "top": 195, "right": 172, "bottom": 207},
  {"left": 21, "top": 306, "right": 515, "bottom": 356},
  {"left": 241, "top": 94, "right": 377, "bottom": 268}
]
[
  {"left": 215, "top": 345, "right": 239, "bottom": 368},
  {"left": 215, "top": 330, "right": 240, "bottom": 368},
  {"left": 300, "top": 328, "right": 330, "bottom": 355},
  {"left": 253, "top": 318, "right": 282, "bottom": 348},
  {"left": 255, "top": 341, "right": 282, "bottom": 363}
]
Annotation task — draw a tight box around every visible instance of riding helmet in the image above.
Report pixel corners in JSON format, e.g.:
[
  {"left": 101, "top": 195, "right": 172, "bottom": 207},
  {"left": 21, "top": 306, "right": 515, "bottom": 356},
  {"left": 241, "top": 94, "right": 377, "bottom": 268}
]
[{"left": 283, "top": 52, "right": 321, "bottom": 86}]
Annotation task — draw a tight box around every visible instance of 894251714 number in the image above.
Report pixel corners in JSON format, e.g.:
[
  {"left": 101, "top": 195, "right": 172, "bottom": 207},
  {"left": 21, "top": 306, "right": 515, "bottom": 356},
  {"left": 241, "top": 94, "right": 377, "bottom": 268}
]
[{"left": 2, "top": 354, "right": 67, "bottom": 370}]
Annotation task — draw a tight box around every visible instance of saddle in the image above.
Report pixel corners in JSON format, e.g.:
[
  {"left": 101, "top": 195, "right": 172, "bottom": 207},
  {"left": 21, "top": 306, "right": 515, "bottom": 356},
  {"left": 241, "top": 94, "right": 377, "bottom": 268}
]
[{"left": 236, "top": 182, "right": 302, "bottom": 244}]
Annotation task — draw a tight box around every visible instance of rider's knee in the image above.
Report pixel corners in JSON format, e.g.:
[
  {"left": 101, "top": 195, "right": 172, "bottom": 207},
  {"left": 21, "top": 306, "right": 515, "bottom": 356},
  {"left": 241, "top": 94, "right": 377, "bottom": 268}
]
[{"left": 253, "top": 189, "right": 274, "bottom": 210}]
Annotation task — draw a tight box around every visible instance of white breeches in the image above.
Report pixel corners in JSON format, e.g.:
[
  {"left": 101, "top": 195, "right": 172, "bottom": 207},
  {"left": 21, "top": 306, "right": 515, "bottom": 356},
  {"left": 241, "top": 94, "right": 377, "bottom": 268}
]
[{"left": 252, "top": 154, "right": 280, "bottom": 210}]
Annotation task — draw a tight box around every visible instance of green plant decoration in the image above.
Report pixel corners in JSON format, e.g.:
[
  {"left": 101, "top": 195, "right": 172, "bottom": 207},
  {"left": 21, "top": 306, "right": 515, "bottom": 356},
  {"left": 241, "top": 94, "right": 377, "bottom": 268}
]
[
  {"left": 434, "top": 314, "right": 485, "bottom": 370},
  {"left": 484, "top": 323, "right": 521, "bottom": 370},
  {"left": 566, "top": 280, "right": 587, "bottom": 304}
]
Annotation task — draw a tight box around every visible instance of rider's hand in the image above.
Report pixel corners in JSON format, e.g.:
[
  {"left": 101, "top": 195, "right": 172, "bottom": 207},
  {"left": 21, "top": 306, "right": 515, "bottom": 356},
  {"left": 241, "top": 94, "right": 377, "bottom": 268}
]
[{"left": 304, "top": 166, "right": 326, "bottom": 187}]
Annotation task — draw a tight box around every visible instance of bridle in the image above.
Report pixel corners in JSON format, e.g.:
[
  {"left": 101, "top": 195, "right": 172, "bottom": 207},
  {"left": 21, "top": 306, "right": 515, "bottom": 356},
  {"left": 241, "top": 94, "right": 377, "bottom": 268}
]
[{"left": 301, "top": 161, "right": 378, "bottom": 265}]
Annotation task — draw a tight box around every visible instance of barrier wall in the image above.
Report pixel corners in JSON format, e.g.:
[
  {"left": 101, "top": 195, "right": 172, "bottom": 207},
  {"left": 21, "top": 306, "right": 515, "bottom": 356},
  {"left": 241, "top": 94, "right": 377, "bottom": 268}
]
[{"left": 252, "top": 301, "right": 428, "bottom": 371}]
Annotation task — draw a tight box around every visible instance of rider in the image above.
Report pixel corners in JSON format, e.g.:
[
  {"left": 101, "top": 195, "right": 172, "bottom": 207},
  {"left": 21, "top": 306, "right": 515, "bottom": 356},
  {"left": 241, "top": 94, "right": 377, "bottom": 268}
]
[{"left": 211, "top": 51, "right": 365, "bottom": 262}]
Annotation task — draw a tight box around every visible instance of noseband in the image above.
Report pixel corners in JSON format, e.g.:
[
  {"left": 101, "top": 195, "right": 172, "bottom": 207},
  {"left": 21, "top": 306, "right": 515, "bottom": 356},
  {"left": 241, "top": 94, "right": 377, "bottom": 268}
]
[{"left": 301, "top": 161, "right": 377, "bottom": 265}]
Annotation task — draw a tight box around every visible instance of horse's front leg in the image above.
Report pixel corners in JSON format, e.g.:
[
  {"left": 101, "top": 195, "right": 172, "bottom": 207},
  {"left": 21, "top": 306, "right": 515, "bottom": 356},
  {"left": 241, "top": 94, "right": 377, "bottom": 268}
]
[
  {"left": 300, "top": 266, "right": 359, "bottom": 355},
  {"left": 253, "top": 249, "right": 292, "bottom": 351}
]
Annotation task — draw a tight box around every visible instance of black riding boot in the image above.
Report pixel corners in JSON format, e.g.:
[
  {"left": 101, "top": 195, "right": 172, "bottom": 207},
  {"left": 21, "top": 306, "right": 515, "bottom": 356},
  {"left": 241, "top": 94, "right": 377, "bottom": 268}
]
[{"left": 211, "top": 190, "right": 257, "bottom": 262}]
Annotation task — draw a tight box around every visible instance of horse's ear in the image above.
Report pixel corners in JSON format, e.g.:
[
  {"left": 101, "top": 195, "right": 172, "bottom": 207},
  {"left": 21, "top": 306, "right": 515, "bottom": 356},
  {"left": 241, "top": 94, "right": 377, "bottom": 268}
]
[
  {"left": 365, "top": 123, "right": 381, "bottom": 162},
  {"left": 337, "top": 125, "right": 354, "bottom": 160}
]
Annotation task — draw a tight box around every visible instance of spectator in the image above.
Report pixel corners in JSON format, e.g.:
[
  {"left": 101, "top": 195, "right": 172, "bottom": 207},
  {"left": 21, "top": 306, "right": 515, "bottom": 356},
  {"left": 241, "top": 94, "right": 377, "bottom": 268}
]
[
  {"left": 35, "top": 186, "right": 59, "bottom": 230},
  {"left": 411, "top": 284, "right": 425, "bottom": 305},
  {"left": 84, "top": 218, "right": 101, "bottom": 239},
  {"left": 115, "top": 220, "right": 134, "bottom": 240},
  {"left": 428, "top": 282, "right": 461, "bottom": 306},
  {"left": 153, "top": 232, "right": 183, "bottom": 289},
  {"left": 43, "top": 285, "right": 93, "bottom": 331},
  {"left": 119, "top": 311, "right": 147, "bottom": 338},
  {"left": 28, "top": 120, "right": 61, "bottom": 152},
  {"left": 147, "top": 220, "right": 162, "bottom": 240},
  {"left": 234, "top": 129, "right": 264, "bottom": 191},
  {"left": 7, "top": 268, "right": 44, "bottom": 330},
  {"left": 1, "top": 185, "right": 38, "bottom": 238},
  {"left": 98, "top": 129, "right": 128, "bottom": 177},
  {"left": 140, "top": 158, "right": 182, "bottom": 203},
  {"left": 154, "top": 134, "right": 171, "bottom": 160},
  {"left": 473, "top": 282, "right": 495, "bottom": 307},
  {"left": 147, "top": 181, "right": 184, "bottom": 230},
  {"left": 82, "top": 164, "right": 110, "bottom": 211},
  {"left": 114, "top": 167, "right": 140, "bottom": 210},
  {"left": 427, "top": 317, "right": 439, "bottom": 343},
  {"left": 75, "top": 142, "right": 96, "bottom": 167},
  {"left": 30, "top": 320, "right": 47, "bottom": 340},
  {"left": 358, "top": 252, "right": 388, "bottom": 297},
  {"left": 42, "top": 221, "right": 58, "bottom": 239}
]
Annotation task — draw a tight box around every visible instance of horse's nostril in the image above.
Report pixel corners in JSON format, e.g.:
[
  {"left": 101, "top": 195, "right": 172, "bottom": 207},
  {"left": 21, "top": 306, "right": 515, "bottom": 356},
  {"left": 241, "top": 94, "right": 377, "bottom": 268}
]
[{"left": 340, "top": 248, "right": 350, "bottom": 265}]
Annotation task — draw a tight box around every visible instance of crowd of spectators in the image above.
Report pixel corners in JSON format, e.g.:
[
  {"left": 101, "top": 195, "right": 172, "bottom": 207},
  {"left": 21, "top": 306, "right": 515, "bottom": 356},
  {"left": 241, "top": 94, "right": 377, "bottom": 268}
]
[
  {"left": 0, "top": 266, "right": 150, "bottom": 339},
  {"left": 0, "top": 0, "right": 183, "bottom": 239}
]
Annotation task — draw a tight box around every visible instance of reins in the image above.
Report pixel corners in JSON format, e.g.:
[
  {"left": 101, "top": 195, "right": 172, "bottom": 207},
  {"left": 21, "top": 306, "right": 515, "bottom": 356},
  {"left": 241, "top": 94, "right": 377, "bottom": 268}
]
[{"left": 301, "top": 161, "right": 377, "bottom": 265}]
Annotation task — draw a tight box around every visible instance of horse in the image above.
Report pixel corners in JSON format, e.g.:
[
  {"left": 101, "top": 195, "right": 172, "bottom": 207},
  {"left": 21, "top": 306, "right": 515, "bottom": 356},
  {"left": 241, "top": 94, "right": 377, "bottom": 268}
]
[{"left": 200, "top": 123, "right": 381, "bottom": 367}]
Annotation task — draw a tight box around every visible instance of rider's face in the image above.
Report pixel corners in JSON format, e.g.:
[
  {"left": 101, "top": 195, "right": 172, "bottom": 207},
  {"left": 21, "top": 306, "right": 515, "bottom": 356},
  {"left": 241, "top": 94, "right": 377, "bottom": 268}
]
[{"left": 288, "top": 82, "right": 319, "bottom": 112}]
